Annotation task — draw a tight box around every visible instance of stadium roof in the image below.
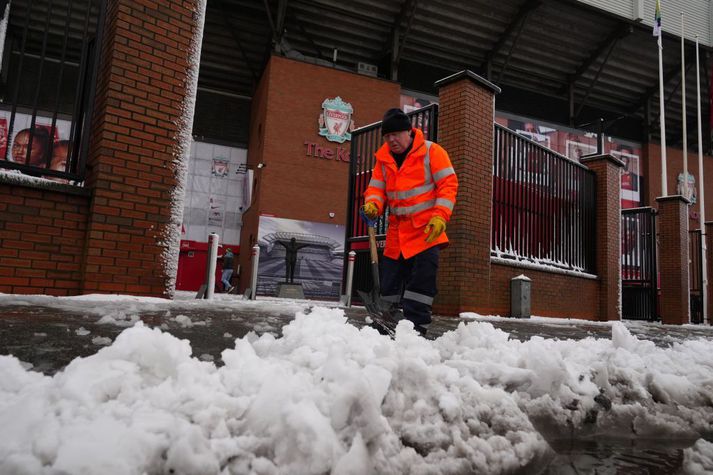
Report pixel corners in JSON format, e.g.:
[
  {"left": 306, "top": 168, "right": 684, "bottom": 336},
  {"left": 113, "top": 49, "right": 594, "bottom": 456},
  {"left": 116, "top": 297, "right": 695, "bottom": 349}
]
[{"left": 199, "top": 0, "right": 713, "bottom": 146}]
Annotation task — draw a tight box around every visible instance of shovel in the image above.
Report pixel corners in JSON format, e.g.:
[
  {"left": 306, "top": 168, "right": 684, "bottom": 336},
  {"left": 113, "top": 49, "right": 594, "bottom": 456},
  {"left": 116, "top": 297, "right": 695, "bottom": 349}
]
[{"left": 356, "top": 216, "right": 402, "bottom": 334}]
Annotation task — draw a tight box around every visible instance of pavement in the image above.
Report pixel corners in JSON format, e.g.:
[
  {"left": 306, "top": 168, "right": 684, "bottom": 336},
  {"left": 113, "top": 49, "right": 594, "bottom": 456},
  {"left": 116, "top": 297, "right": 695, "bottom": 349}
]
[{"left": 1, "top": 292, "right": 712, "bottom": 375}]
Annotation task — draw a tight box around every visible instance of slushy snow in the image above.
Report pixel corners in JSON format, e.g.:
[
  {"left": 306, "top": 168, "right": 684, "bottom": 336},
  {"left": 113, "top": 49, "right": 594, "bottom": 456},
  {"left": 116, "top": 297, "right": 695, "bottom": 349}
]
[{"left": 1, "top": 305, "right": 712, "bottom": 474}]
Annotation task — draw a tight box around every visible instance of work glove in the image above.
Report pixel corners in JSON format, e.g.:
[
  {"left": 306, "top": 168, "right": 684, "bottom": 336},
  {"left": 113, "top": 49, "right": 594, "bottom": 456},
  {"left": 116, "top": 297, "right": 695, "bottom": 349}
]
[
  {"left": 424, "top": 216, "right": 446, "bottom": 243},
  {"left": 360, "top": 202, "right": 380, "bottom": 227},
  {"left": 361, "top": 202, "right": 379, "bottom": 219}
]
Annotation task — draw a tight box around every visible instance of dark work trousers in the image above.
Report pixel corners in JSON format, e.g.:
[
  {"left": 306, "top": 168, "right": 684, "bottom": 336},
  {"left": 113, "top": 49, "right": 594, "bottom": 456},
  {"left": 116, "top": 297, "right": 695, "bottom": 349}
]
[{"left": 380, "top": 246, "right": 439, "bottom": 326}]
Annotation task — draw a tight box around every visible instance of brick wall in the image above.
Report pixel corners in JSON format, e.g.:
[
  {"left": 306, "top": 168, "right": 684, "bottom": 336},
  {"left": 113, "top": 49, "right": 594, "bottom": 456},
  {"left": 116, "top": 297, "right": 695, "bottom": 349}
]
[
  {"left": 657, "top": 196, "right": 690, "bottom": 324},
  {"left": 237, "top": 58, "right": 271, "bottom": 293},
  {"left": 238, "top": 55, "right": 400, "bottom": 292},
  {"left": 251, "top": 56, "right": 399, "bottom": 222},
  {"left": 644, "top": 143, "right": 712, "bottom": 229},
  {"left": 0, "top": 178, "right": 90, "bottom": 295},
  {"left": 83, "top": 0, "right": 205, "bottom": 296},
  {"left": 490, "top": 264, "right": 598, "bottom": 318},
  {"left": 433, "top": 71, "right": 499, "bottom": 316},
  {"left": 581, "top": 154, "right": 624, "bottom": 321}
]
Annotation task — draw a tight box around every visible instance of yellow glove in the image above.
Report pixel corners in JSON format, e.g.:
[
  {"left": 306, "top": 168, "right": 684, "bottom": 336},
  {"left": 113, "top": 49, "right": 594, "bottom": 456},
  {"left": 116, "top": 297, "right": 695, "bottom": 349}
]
[
  {"left": 424, "top": 216, "right": 446, "bottom": 243},
  {"left": 362, "top": 202, "right": 379, "bottom": 219}
]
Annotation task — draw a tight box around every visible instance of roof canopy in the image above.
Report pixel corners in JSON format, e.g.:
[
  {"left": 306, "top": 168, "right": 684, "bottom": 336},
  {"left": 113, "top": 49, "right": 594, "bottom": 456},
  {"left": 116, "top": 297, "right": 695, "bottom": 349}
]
[{"left": 200, "top": 0, "right": 713, "bottom": 146}]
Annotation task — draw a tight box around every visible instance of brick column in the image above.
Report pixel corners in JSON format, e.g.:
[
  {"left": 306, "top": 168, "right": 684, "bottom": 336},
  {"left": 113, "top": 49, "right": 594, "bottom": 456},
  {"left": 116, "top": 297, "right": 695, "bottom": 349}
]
[
  {"left": 580, "top": 155, "right": 624, "bottom": 321},
  {"left": 82, "top": 0, "right": 207, "bottom": 297},
  {"left": 432, "top": 71, "right": 500, "bottom": 316},
  {"left": 706, "top": 221, "right": 712, "bottom": 324},
  {"left": 656, "top": 196, "right": 690, "bottom": 325}
]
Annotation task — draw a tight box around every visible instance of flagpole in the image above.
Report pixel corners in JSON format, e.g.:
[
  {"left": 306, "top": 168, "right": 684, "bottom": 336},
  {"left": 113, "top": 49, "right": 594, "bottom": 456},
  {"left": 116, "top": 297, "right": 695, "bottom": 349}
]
[
  {"left": 658, "top": 35, "right": 668, "bottom": 196},
  {"left": 695, "top": 35, "right": 708, "bottom": 324},
  {"left": 681, "top": 13, "right": 688, "bottom": 200}
]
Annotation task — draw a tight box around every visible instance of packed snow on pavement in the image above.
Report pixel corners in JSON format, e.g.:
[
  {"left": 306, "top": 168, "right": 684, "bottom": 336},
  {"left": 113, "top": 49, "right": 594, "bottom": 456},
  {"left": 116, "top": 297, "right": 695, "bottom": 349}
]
[{"left": 0, "top": 294, "right": 712, "bottom": 474}]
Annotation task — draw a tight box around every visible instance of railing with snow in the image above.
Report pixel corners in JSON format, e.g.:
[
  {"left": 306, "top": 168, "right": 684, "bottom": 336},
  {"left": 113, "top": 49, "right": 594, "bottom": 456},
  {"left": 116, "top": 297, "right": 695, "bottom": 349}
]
[{"left": 492, "top": 124, "right": 596, "bottom": 274}]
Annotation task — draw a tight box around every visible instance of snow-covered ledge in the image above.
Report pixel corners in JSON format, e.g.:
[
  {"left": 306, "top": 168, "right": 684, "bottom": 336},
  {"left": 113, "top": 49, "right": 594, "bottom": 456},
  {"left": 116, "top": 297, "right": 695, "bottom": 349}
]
[
  {"left": 491, "top": 256, "right": 598, "bottom": 280},
  {"left": 0, "top": 169, "right": 89, "bottom": 196}
]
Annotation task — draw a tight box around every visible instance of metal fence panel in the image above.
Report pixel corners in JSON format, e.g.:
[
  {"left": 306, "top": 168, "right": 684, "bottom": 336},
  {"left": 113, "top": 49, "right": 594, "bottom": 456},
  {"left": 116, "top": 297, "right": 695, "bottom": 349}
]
[
  {"left": 621, "top": 207, "right": 658, "bottom": 321},
  {"left": 689, "top": 229, "right": 704, "bottom": 324},
  {"left": 492, "top": 124, "right": 596, "bottom": 273},
  {"left": 0, "top": 0, "right": 102, "bottom": 182}
]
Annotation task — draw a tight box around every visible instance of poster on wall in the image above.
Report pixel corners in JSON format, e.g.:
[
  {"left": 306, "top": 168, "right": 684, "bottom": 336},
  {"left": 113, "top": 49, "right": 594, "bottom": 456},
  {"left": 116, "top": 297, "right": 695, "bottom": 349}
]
[
  {"left": 181, "top": 141, "right": 247, "bottom": 247},
  {"left": 498, "top": 113, "right": 643, "bottom": 209},
  {"left": 612, "top": 147, "right": 641, "bottom": 208},
  {"left": 256, "top": 215, "right": 345, "bottom": 300},
  {"left": 565, "top": 140, "right": 597, "bottom": 162},
  {"left": 208, "top": 197, "right": 225, "bottom": 226},
  {"left": 0, "top": 110, "right": 72, "bottom": 172},
  {"left": 400, "top": 92, "right": 438, "bottom": 113}
]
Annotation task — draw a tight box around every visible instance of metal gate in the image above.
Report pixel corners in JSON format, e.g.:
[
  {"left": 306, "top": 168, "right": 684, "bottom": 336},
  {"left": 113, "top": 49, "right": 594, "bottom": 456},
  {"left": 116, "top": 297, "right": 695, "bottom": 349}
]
[
  {"left": 343, "top": 104, "right": 438, "bottom": 302},
  {"left": 0, "top": 0, "right": 103, "bottom": 182},
  {"left": 689, "top": 229, "right": 704, "bottom": 324},
  {"left": 621, "top": 207, "right": 658, "bottom": 321}
]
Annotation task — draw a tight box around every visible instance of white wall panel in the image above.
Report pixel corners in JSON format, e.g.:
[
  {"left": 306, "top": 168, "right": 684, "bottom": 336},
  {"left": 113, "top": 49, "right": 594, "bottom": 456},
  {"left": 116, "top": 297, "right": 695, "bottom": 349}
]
[
  {"left": 576, "top": 0, "right": 712, "bottom": 46},
  {"left": 577, "top": 0, "right": 636, "bottom": 21}
]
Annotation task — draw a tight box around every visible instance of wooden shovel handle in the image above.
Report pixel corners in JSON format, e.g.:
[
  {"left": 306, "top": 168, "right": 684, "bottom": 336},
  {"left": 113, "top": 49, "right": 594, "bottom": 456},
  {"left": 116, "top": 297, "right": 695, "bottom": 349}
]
[{"left": 368, "top": 226, "right": 378, "bottom": 265}]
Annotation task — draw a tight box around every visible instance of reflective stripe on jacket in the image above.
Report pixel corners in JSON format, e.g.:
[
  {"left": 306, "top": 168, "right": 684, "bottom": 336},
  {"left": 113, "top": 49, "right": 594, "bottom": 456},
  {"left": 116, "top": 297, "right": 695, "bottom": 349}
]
[{"left": 363, "top": 128, "right": 458, "bottom": 259}]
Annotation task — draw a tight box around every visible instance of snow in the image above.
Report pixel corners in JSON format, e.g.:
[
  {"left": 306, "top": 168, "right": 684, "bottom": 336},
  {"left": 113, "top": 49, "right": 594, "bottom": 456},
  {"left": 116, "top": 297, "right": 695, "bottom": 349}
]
[
  {"left": 0, "top": 1, "right": 10, "bottom": 73},
  {"left": 1, "top": 294, "right": 713, "bottom": 474},
  {"left": 0, "top": 169, "right": 80, "bottom": 189},
  {"left": 173, "top": 314, "right": 207, "bottom": 328},
  {"left": 684, "top": 439, "right": 713, "bottom": 474},
  {"left": 159, "top": 0, "right": 208, "bottom": 298},
  {"left": 490, "top": 255, "right": 597, "bottom": 280},
  {"left": 91, "top": 336, "right": 112, "bottom": 346}
]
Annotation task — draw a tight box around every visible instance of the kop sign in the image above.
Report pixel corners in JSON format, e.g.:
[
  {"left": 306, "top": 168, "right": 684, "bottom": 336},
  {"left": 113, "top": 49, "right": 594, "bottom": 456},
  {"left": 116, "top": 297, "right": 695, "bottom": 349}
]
[{"left": 305, "top": 97, "right": 355, "bottom": 164}]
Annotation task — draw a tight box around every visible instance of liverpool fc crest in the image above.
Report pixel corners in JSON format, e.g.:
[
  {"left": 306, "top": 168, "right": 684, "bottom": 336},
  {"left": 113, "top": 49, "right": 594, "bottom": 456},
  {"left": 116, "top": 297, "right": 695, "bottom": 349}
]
[{"left": 318, "top": 96, "right": 355, "bottom": 143}]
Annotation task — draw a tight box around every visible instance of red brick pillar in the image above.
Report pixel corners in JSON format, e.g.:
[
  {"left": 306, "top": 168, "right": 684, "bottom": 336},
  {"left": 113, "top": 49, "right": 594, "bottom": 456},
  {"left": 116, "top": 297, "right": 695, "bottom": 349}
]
[
  {"left": 82, "top": 0, "right": 207, "bottom": 297},
  {"left": 432, "top": 71, "right": 500, "bottom": 316},
  {"left": 656, "top": 196, "right": 690, "bottom": 324},
  {"left": 705, "top": 221, "right": 712, "bottom": 324},
  {"left": 580, "top": 155, "right": 623, "bottom": 321}
]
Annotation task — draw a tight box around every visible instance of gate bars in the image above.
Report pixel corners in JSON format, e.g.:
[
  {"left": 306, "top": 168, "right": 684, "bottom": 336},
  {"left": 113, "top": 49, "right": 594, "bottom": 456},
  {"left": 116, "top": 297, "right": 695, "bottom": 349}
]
[
  {"left": 0, "top": 0, "right": 103, "bottom": 182},
  {"left": 689, "top": 229, "right": 704, "bottom": 324},
  {"left": 621, "top": 207, "right": 658, "bottom": 321},
  {"left": 492, "top": 124, "right": 596, "bottom": 273}
]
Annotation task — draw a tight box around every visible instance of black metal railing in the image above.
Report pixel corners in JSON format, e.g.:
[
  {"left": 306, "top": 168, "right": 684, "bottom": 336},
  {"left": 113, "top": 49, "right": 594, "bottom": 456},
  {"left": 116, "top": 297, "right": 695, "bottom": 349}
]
[
  {"left": 343, "top": 104, "right": 438, "bottom": 300},
  {"left": 492, "top": 124, "right": 596, "bottom": 273},
  {"left": 621, "top": 207, "right": 658, "bottom": 321},
  {"left": 0, "top": 0, "right": 103, "bottom": 183},
  {"left": 689, "top": 229, "right": 704, "bottom": 324}
]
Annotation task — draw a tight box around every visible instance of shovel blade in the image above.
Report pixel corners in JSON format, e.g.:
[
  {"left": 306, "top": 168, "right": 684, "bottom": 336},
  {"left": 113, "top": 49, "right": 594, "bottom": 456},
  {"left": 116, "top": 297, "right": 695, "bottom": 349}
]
[{"left": 357, "top": 289, "right": 402, "bottom": 325}]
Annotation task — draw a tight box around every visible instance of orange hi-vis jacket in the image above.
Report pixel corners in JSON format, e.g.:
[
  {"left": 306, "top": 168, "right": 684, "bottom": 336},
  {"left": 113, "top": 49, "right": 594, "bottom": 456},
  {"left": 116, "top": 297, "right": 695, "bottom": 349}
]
[{"left": 364, "top": 128, "right": 458, "bottom": 260}]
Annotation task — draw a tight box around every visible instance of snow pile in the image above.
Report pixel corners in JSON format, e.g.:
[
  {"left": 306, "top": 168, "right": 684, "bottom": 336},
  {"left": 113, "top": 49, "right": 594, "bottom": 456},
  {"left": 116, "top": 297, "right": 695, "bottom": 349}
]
[
  {"left": 684, "top": 439, "right": 713, "bottom": 474},
  {"left": 91, "top": 336, "right": 112, "bottom": 346},
  {"left": 0, "top": 307, "right": 712, "bottom": 474},
  {"left": 97, "top": 312, "right": 140, "bottom": 327},
  {"left": 172, "top": 314, "right": 206, "bottom": 328}
]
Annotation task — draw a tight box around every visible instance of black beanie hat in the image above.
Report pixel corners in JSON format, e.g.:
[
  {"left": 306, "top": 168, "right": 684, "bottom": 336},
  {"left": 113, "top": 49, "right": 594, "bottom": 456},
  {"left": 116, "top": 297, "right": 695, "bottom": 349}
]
[{"left": 381, "top": 108, "right": 411, "bottom": 136}]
